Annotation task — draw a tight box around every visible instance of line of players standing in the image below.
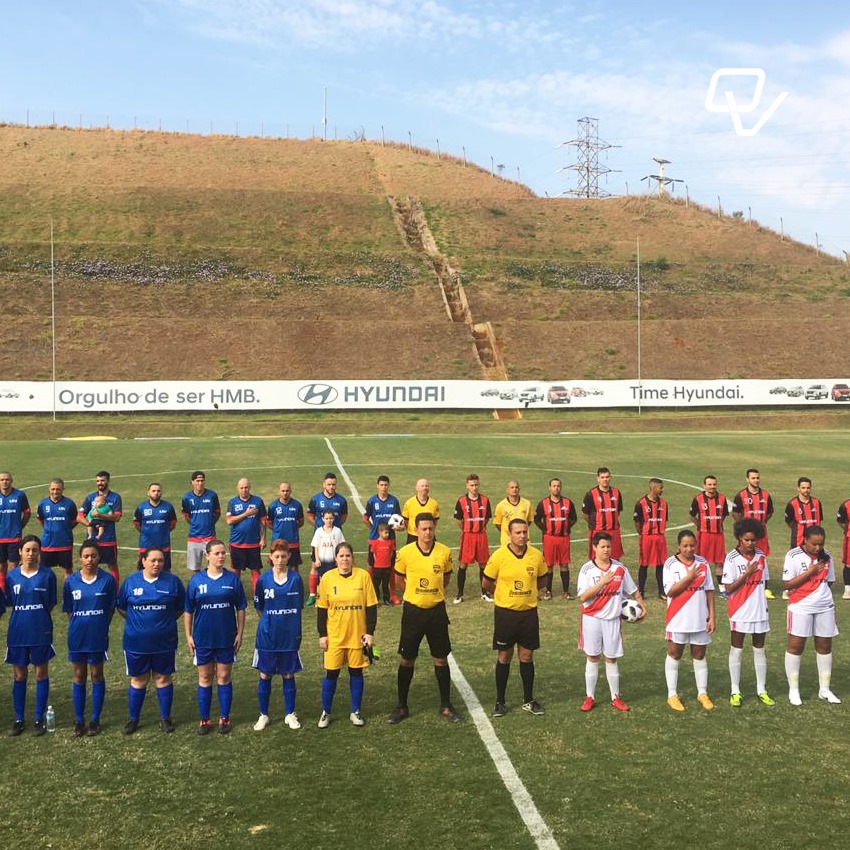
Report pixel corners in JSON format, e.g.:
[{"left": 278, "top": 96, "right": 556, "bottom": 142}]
[{"left": 0, "top": 466, "right": 845, "bottom": 733}]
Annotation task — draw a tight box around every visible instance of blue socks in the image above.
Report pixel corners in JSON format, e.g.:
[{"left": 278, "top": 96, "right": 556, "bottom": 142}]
[
  {"left": 283, "top": 677, "right": 296, "bottom": 715},
  {"left": 258, "top": 677, "right": 272, "bottom": 715},
  {"left": 128, "top": 685, "right": 146, "bottom": 721},
  {"left": 35, "top": 678, "right": 50, "bottom": 722},
  {"left": 217, "top": 682, "right": 233, "bottom": 719},
  {"left": 321, "top": 677, "right": 338, "bottom": 713},
  {"left": 12, "top": 680, "right": 26, "bottom": 721},
  {"left": 91, "top": 681, "right": 105, "bottom": 722},
  {"left": 73, "top": 682, "right": 87, "bottom": 723},
  {"left": 198, "top": 684, "right": 213, "bottom": 721},
  {"left": 349, "top": 672, "right": 364, "bottom": 713},
  {"left": 156, "top": 684, "right": 174, "bottom": 719}
]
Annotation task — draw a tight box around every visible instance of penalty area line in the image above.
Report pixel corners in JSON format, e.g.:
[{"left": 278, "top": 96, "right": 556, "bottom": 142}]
[{"left": 324, "top": 437, "right": 560, "bottom": 850}]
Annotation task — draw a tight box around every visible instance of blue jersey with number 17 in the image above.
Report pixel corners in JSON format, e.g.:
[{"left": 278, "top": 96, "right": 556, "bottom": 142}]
[
  {"left": 185, "top": 569, "right": 247, "bottom": 649},
  {"left": 5, "top": 566, "right": 57, "bottom": 647},
  {"left": 254, "top": 570, "right": 303, "bottom": 652},
  {"left": 63, "top": 569, "right": 117, "bottom": 653}
]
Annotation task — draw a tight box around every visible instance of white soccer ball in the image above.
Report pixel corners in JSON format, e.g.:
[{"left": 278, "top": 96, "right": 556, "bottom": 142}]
[
  {"left": 388, "top": 514, "right": 406, "bottom": 531},
  {"left": 621, "top": 599, "right": 643, "bottom": 623}
]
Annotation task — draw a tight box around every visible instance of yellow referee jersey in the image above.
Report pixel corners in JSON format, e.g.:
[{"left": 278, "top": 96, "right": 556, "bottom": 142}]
[
  {"left": 395, "top": 541, "right": 452, "bottom": 608},
  {"left": 401, "top": 496, "right": 440, "bottom": 536},
  {"left": 484, "top": 545, "right": 547, "bottom": 610}
]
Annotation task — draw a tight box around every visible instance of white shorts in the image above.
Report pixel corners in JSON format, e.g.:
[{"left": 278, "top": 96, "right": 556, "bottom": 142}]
[
  {"left": 787, "top": 608, "right": 839, "bottom": 639},
  {"left": 666, "top": 630, "right": 712, "bottom": 646},
  {"left": 187, "top": 541, "right": 208, "bottom": 571},
  {"left": 579, "top": 614, "right": 623, "bottom": 659},
  {"left": 729, "top": 618, "right": 770, "bottom": 635}
]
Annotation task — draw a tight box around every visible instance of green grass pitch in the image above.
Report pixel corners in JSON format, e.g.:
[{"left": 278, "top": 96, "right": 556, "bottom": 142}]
[{"left": 1, "top": 430, "right": 849, "bottom": 850}]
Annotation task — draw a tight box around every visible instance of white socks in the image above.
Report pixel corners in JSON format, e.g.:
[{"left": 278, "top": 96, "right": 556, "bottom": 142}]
[
  {"left": 693, "top": 658, "right": 709, "bottom": 696},
  {"left": 605, "top": 662, "right": 620, "bottom": 700},
  {"left": 585, "top": 660, "right": 599, "bottom": 698},
  {"left": 665, "top": 656, "right": 679, "bottom": 697},
  {"left": 728, "top": 646, "right": 743, "bottom": 694}
]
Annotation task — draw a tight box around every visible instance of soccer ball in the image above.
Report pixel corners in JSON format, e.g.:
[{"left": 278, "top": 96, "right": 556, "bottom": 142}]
[
  {"left": 621, "top": 599, "right": 643, "bottom": 622},
  {"left": 388, "top": 514, "right": 406, "bottom": 532}
]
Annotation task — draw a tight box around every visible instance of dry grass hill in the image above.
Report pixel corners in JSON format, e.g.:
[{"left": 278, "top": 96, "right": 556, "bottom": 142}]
[{"left": 1, "top": 124, "right": 847, "bottom": 383}]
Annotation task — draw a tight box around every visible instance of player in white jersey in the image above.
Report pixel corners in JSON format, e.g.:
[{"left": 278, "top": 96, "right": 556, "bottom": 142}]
[
  {"left": 662, "top": 530, "right": 716, "bottom": 712},
  {"left": 782, "top": 525, "right": 840, "bottom": 705},
  {"left": 721, "top": 518, "right": 774, "bottom": 708},
  {"left": 576, "top": 532, "right": 645, "bottom": 712}
]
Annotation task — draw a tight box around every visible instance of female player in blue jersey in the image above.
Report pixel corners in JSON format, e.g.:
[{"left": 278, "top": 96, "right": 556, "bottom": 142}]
[
  {"left": 252, "top": 539, "right": 304, "bottom": 731},
  {"left": 63, "top": 541, "right": 117, "bottom": 737},
  {"left": 5, "top": 535, "right": 58, "bottom": 736},
  {"left": 184, "top": 538, "right": 247, "bottom": 735},
  {"left": 117, "top": 547, "right": 185, "bottom": 734}
]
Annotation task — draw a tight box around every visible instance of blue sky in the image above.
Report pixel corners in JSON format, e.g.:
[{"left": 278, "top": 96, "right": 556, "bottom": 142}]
[{"left": 2, "top": 1, "right": 848, "bottom": 257}]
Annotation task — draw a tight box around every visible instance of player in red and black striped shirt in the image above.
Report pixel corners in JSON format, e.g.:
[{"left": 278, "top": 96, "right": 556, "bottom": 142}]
[
  {"left": 784, "top": 477, "right": 823, "bottom": 549},
  {"left": 836, "top": 498, "right": 850, "bottom": 600},
  {"left": 633, "top": 478, "right": 668, "bottom": 599},
  {"left": 582, "top": 468, "right": 624, "bottom": 560},
  {"left": 452, "top": 474, "right": 492, "bottom": 604},
  {"left": 689, "top": 475, "right": 730, "bottom": 586},
  {"left": 534, "top": 478, "right": 577, "bottom": 599}
]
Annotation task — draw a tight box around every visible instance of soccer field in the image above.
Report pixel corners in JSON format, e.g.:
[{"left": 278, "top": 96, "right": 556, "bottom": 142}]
[{"left": 2, "top": 430, "right": 849, "bottom": 850}]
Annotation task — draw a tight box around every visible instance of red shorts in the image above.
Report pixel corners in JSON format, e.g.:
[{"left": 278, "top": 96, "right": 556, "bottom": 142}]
[
  {"left": 696, "top": 531, "right": 726, "bottom": 564},
  {"left": 843, "top": 535, "right": 850, "bottom": 567},
  {"left": 588, "top": 529, "right": 623, "bottom": 560},
  {"left": 639, "top": 535, "right": 667, "bottom": 567},
  {"left": 542, "top": 535, "right": 571, "bottom": 567},
  {"left": 757, "top": 535, "right": 770, "bottom": 556},
  {"left": 459, "top": 531, "right": 490, "bottom": 566}
]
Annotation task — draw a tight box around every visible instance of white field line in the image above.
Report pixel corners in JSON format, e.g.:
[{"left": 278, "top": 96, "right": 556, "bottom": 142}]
[{"left": 325, "top": 437, "right": 561, "bottom": 850}]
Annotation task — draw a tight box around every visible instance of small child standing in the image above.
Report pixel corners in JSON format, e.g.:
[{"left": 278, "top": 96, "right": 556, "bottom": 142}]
[
  {"left": 368, "top": 523, "right": 397, "bottom": 606},
  {"left": 307, "top": 510, "right": 345, "bottom": 606}
]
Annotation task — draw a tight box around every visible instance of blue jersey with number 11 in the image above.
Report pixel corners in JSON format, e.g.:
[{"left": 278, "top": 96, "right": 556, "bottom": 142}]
[{"left": 185, "top": 570, "right": 247, "bottom": 649}]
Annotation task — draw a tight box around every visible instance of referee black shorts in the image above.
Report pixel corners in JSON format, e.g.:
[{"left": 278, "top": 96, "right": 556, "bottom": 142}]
[
  {"left": 493, "top": 606, "right": 540, "bottom": 651},
  {"left": 398, "top": 601, "right": 451, "bottom": 660}
]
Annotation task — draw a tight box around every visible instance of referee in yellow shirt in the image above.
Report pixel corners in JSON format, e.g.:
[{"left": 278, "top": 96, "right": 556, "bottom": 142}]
[
  {"left": 482, "top": 518, "right": 548, "bottom": 717},
  {"left": 387, "top": 513, "right": 461, "bottom": 724}
]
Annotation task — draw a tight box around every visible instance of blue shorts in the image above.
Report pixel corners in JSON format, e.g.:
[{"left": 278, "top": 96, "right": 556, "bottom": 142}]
[
  {"left": 68, "top": 650, "right": 109, "bottom": 665},
  {"left": 0, "top": 541, "right": 21, "bottom": 563},
  {"left": 124, "top": 649, "right": 177, "bottom": 677},
  {"left": 252, "top": 649, "right": 303, "bottom": 676},
  {"left": 5, "top": 645, "right": 56, "bottom": 667},
  {"left": 194, "top": 646, "right": 236, "bottom": 666}
]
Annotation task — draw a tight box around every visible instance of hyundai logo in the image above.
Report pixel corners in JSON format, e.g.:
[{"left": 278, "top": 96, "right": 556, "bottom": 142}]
[{"left": 298, "top": 384, "right": 338, "bottom": 406}]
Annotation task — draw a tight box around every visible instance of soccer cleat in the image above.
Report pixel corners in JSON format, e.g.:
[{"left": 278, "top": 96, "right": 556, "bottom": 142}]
[
  {"left": 657, "top": 594, "right": 667, "bottom": 601},
  {"left": 453, "top": 596, "right": 463, "bottom": 605},
  {"left": 781, "top": 590, "right": 790, "bottom": 600},
  {"left": 492, "top": 702, "right": 508, "bottom": 718},
  {"left": 349, "top": 711, "right": 365, "bottom": 727},
  {"left": 383, "top": 600, "right": 393, "bottom": 607},
  {"left": 764, "top": 588, "right": 776, "bottom": 600},
  {"left": 667, "top": 695, "right": 685, "bottom": 712},
  {"left": 8, "top": 720, "right": 25, "bottom": 737},
  {"left": 305, "top": 594, "right": 316, "bottom": 607},
  {"left": 87, "top": 721, "right": 101, "bottom": 737},
  {"left": 391, "top": 597, "right": 402, "bottom": 606},
  {"left": 284, "top": 713, "right": 301, "bottom": 730},
  {"left": 611, "top": 697, "right": 630, "bottom": 712},
  {"left": 386, "top": 705, "right": 410, "bottom": 725},
  {"left": 542, "top": 590, "right": 553, "bottom": 601},
  {"left": 580, "top": 696, "right": 596, "bottom": 712},
  {"left": 72, "top": 721, "right": 87, "bottom": 738},
  {"left": 729, "top": 692, "right": 743, "bottom": 708},
  {"left": 562, "top": 592, "right": 573, "bottom": 600},
  {"left": 159, "top": 716, "right": 176, "bottom": 733},
  {"left": 788, "top": 689, "right": 803, "bottom": 706},
  {"left": 317, "top": 711, "right": 331, "bottom": 729},
  {"left": 522, "top": 700, "right": 545, "bottom": 716},
  {"left": 819, "top": 689, "right": 842, "bottom": 704},
  {"left": 481, "top": 592, "right": 494, "bottom": 602},
  {"left": 757, "top": 692, "right": 776, "bottom": 706},
  {"left": 197, "top": 719, "right": 212, "bottom": 736},
  {"left": 440, "top": 705, "right": 462, "bottom": 723},
  {"left": 123, "top": 719, "right": 140, "bottom": 735},
  {"left": 843, "top": 587, "right": 850, "bottom": 600},
  {"left": 33, "top": 721, "right": 47, "bottom": 737},
  {"left": 696, "top": 694, "right": 715, "bottom": 711},
  {"left": 253, "top": 713, "right": 270, "bottom": 731},
  {"left": 218, "top": 717, "right": 232, "bottom": 735}
]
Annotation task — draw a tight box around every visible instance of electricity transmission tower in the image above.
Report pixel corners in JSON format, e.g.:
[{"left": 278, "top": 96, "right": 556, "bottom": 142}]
[{"left": 557, "top": 117, "right": 620, "bottom": 198}]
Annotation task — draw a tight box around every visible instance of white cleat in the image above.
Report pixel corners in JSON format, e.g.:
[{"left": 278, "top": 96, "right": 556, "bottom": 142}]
[
  {"left": 284, "top": 712, "right": 301, "bottom": 730},
  {"left": 788, "top": 690, "right": 803, "bottom": 706},
  {"left": 349, "top": 711, "right": 365, "bottom": 727},
  {"left": 317, "top": 711, "right": 331, "bottom": 729},
  {"left": 819, "top": 689, "right": 842, "bottom": 704},
  {"left": 253, "top": 713, "right": 270, "bottom": 731}
]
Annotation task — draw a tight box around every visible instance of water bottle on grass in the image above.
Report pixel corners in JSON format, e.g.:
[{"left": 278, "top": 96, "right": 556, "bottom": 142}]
[{"left": 46, "top": 705, "right": 56, "bottom": 732}]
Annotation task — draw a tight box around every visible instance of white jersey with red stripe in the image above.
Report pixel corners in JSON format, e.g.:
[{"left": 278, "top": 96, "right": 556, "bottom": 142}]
[
  {"left": 663, "top": 555, "right": 714, "bottom": 633},
  {"left": 782, "top": 546, "right": 835, "bottom": 614},
  {"left": 577, "top": 559, "right": 637, "bottom": 621},
  {"left": 721, "top": 548, "right": 770, "bottom": 623}
]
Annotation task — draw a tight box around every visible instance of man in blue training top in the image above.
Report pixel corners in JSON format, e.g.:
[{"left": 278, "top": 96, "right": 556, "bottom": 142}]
[
  {"left": 133, "top": 483, "right": 178, "bottom": 571},
  {"left": 307, "top": 473, "right": 348, "bottom": 529}
]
